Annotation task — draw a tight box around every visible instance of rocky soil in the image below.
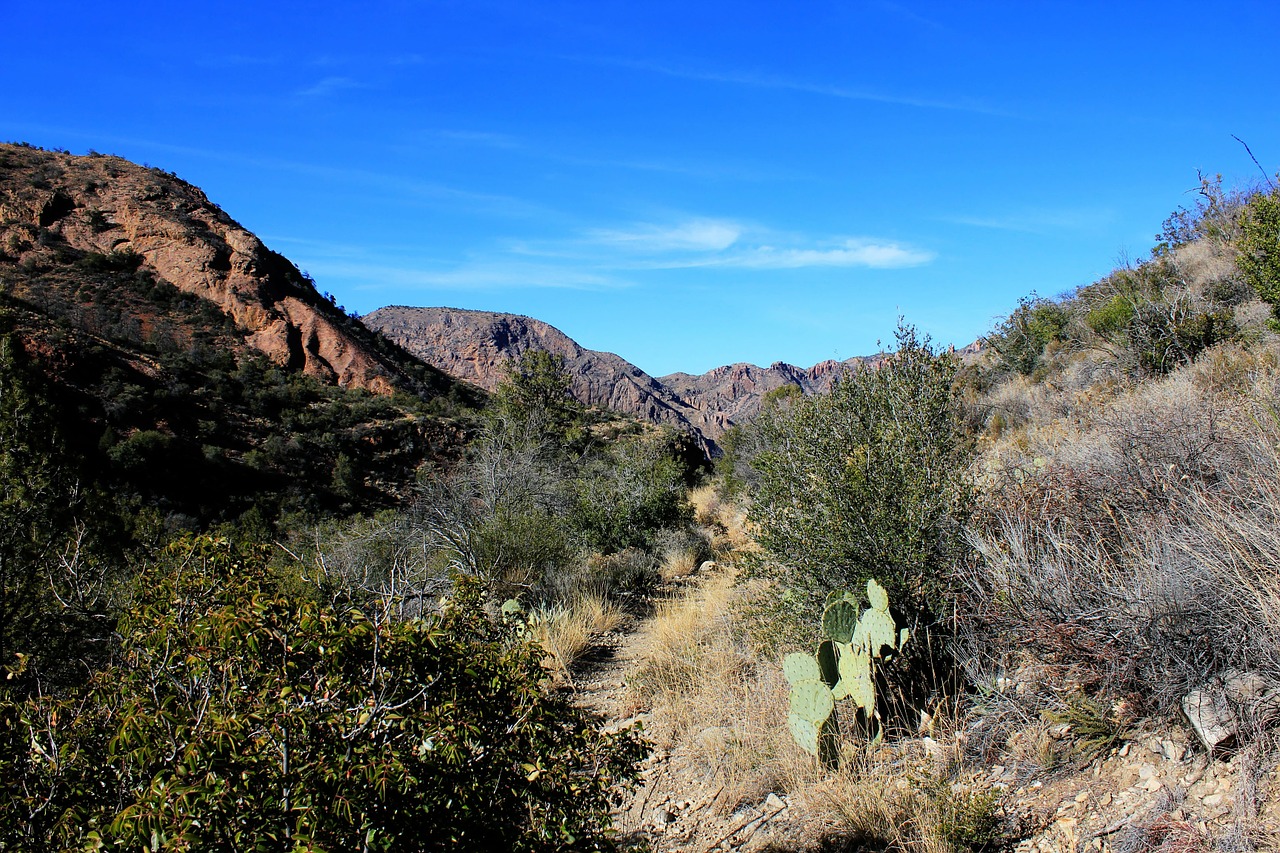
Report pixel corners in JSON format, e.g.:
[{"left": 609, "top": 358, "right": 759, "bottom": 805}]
[{"left": 574, "top": 581, "right": 1280, "bottom": 853}]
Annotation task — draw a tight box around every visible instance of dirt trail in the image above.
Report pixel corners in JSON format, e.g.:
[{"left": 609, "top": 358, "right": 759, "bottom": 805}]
[{"left": 568, "top": 579, "right": 809, "bottom": 853}]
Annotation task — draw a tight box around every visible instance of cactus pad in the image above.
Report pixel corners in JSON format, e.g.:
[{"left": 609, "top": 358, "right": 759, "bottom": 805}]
[
  {"left": 789, "top": 680, "right": 836, "bottom": 724},
  {"left": 822, "top": 599, "right": 859, "bottom": 644},
  {"left": 866, "top": 578, "right": 889, "bottom": 613},
  {"left": 855, "top": 607, "right": 897, "bottom": 656},
  {"left": 787, "top": 713, "right": 820, "bottom": 756},
  {"left": 783, "top": 652, "right": 822, "bottom": 685}
]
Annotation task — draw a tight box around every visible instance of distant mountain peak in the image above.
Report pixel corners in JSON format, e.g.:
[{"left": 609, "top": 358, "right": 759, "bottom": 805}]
[{"left": 365, "top": 305, "right": 872, "bottom": 454}]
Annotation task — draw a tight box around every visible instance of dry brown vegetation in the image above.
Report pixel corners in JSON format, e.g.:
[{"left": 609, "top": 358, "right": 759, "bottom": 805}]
[{"left": 610, "top": 182, "right": 1280, "bottom": 851}]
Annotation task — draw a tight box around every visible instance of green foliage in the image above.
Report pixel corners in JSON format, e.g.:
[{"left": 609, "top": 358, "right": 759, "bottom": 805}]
[
  {"left": 1080, "top": 260, "right": 1237, "bottom": 375},
  {"left": 1237, "top": 186, "right": 1280, "bottom": 318},
  {"left": 489, "top": 349, "right": 582, "bottom": 442},
  {"left": 0, "top": 535, "right": 645, "bottom": 851},
  {"left": 1044, "top": 693, "right": 1126, "bottom": 762},
  {"left": 783, "top": 580, "right": 909, "bottom": 765},
  {"left": 922, "top": 778, "right": 1005, "bottom": 852},
  {"left": 750, "top": 323, "right": 970, "bottom": 620},
  {"left": 571, "top": 430, "right": 693, "bottom": 555},
  {"left": 988, "top": 295, "right": 1069, "bottom": 376}
]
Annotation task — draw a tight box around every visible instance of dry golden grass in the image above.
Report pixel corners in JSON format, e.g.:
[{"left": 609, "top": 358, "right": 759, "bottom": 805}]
[
  {"left": 528, "top": 591, "right": 626, "bottom": 677},
  {"left": 806, "top": 734, "right": 1004, "bottom": 853},
  {"left": 626, "top": 567, "right": 808, "bottom": 811},
  {"left": 688, "top": 484, "right": 756, "bottom": 556},
  {"left": 688, "top": 484, "right": 721, "bottom": 526}
]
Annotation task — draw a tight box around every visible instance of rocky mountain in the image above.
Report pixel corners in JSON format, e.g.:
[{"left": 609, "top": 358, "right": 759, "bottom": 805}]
[
  {"left": 0, "top": 143, "right": 463, "bottom": 400},
  {"left": 0, "top": 144, "right": 481, "bottom": 522},
  {"left": 365, "top": 305, "right": 876, "bottom": 454},
  {"left": 365, "top": 306, "right": 724, "bottom": 447}
]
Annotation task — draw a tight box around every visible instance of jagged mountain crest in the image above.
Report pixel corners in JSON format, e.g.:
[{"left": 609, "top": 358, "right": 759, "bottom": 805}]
[{"left": 364, "top": 305, "right": 876, "bottom": 452}]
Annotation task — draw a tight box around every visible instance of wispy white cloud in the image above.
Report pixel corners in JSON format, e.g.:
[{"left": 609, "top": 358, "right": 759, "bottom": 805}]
[
  {"left": 710, "top": 239, "right": 935, "bottom": 269},
  {"left": 588, "top": 218, "right": 743, "bottom": 252},
  {"left": 510, "top": 216, "right": 934, "bottom": 271},
  {"left": 297, "top": 76, "right": 363, "bottom": 99},
  {"left": 576, "top": 56, "right": 1007, "bottom": 116}
]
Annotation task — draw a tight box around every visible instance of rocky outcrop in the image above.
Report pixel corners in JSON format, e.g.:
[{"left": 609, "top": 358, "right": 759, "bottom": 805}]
[
  {"left": 365, "top": 306, "right": 879, "bottom": 454},
  {"left": 0, "top": 144, "right": 455, "bottom": 398},
  {"left": 366, "top": 306, "right": 721, "bottom": 448}
]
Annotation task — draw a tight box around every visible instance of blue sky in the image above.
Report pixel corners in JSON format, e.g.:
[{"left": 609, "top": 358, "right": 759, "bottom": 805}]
[{"left": 5, "top": 1, "right": 1280, "bottom": 376}]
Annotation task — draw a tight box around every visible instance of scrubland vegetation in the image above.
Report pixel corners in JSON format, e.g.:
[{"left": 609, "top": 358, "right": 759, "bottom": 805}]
[
  {"left": 618, "top": 177, "right": 1280, "bottom": 851},
  {"left": 7, "top": 174, "right": 1280, "bottom": 850}
]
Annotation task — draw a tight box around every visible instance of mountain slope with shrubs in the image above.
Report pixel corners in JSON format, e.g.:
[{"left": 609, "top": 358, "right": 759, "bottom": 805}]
[
  {"left": 603, "top": 175, "right": 1280, "bottom": 852},
  {"left": 9, "top": 140, "right": 1280, "bottom": 851}
]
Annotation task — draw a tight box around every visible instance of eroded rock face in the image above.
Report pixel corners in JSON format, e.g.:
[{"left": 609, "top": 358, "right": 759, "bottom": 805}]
[
  {"left": 365, "top": 306, "right": 877, "bottom": 454},
  {"left": 0, "top": 144, "right": 421, "bottom": 396},
  {"left": 366, "top": 306, "right": 718, "bottom": 446}
]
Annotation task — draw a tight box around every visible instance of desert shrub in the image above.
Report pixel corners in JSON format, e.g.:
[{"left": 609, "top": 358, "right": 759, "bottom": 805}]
[
  {"left": 1237, "top": 185, "right": 1280, "bottom": 320},
  {"left": 1079, "top": 259, "right": 1237, "bottom": 376},
  {"left": 988, "top": 295, "right": 1070, "bottom": 376},
  {"left": 960, "top": 365, "right": 1280, "bottom": 720},
  {"left": 570, "top": 430, "right": 693, "bottom": 555},
  {"left": 1154, "top": 173, "right": 1249, "bottom": 255},
  {"left": 749, "top": 322, "right": 971, "bottom": 622},
  {"left": 0, "top": 535, "right": 645, "bottom": 851}
]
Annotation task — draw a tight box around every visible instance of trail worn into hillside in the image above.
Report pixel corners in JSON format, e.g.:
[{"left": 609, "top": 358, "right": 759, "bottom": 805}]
[{"left": 569, "top": 578, "right": 813, "bottom": 853}]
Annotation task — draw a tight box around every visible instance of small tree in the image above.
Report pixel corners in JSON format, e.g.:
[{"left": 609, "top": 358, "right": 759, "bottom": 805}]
[
  {"left": 749, "top": 323, "right": 970, "bottom": 623},
  {"left": 489, "top": 350, "right": 581, "bottom": 441}
]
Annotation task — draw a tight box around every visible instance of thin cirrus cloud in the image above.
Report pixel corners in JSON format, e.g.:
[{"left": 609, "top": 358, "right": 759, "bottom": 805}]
[
  {"left": 583, "top": 219, "right": 934, "bottom": 270},
  {"left": 298, "top": 217, "right": 933, "bottom": 296},
  {"left": 709, "top": 239, "right": 935, "bottom": 270},
  {"left": 588, "top": 219, "right": 743, "bottom": 253},
  {"left": 577, "top": 56, "right": 1006, "bottom": 116},
  {"left": 296, "top": 76, "right": 363, "bottom": 99}
]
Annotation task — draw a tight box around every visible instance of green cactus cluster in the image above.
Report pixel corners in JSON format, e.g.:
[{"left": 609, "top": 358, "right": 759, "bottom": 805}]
[{"left": 783, "top": 579, "right": 909, "bottom": 763}]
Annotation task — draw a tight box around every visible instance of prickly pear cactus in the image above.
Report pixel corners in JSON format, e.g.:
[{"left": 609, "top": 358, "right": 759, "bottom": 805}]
[
  {"left": 821, "top": 598, "right": 859, "bottom": 644},
  {"left": 784, "top": 578, "right": 908, "bottom": 763},
  {"left": 783, "top": 652, "right": 836, "bottom": 759}
]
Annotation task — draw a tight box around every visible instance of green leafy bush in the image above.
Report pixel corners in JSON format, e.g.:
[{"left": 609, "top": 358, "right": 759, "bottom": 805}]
[
  {"left": 571, "top": 431, "right": 693, "bottom": 554},
  {"left": 988, "top": 295, "right": 1070, "bottom": 376},
  {"left": 749, "top": 323, "right": 971, "bottom": 621},
  {"left": 1237, "top": 186, "right": 1280, "bottom": 320},
  {"left": 0, "top": 536, "right": 644, "bottom": 851}
]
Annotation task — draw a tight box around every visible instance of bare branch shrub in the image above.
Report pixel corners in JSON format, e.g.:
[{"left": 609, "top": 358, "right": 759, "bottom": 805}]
[{"left": 961, "top": 351, "right": 1280, "bottom": 722}]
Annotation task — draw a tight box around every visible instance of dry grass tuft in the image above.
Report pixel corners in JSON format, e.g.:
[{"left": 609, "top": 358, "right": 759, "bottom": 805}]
[
  {"left": 806, "top": 737, "right": 1006, "bottom": 853},
  {"left": 528, "top": 591, "right": 626, "bottom": 677}
]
